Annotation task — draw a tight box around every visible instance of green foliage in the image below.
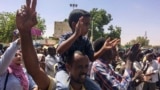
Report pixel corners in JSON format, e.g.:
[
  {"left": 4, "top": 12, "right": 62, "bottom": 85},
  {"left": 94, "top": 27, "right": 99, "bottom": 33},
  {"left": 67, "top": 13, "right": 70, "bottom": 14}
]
[
  {"left": 105, "top": 25, "right": 121, "bottom": 39},
  {"left": 89, "top": 8, "right": 122, "bottom": 43},
  {"left": 0, "top": 12, "right": 46, "bottom": 43},
  {"left": 36, "top": 14, "right": 46, "bottom": 34},
  {"left": 0, "top": 12, "right": 16, "bottom": 42},
  {"left": 64, "top": 19, "right": 68, "bottom": 22},
  {"left": 89, "top": 8, "right": 112, "bottom": 41},
  {"left": 125, "top": 36, "right": 150, "bottom": 48}
]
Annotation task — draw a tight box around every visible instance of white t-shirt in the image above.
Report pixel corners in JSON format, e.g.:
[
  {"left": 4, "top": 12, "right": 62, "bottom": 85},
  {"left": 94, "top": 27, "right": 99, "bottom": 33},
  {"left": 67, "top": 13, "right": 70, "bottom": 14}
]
[{"left": 146, "top": 60, "right": 159, "bottom": 83}]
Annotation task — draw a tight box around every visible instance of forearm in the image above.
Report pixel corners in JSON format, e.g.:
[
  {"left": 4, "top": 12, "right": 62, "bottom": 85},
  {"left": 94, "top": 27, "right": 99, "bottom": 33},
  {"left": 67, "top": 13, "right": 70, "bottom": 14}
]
[
  {"left": 144, "top": 69, "right": 158, "bottom": 76},
  {"left": 145, "top": 73, "right": 154, "bottom": 76},
  {"left": 20, "top": 32, "right": 39, "bottom": 74},
  {"left": 56, "top": 33, "right": 78, "bottom": 54},
  {"left": 20, "top": 32, "right": 50, "bottom": 90},
  {"left": 94, "top": 47, "right": 105, "bottom": 61},
  {"left": 132, "top": 77, "right": 137, "bottom": 81}
]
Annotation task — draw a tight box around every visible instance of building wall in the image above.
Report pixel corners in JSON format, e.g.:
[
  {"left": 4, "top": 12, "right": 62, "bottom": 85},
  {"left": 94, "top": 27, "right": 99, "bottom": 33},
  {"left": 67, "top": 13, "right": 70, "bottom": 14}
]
[
  {"left": 53, "top": 21, "right": 71, "bottom": 38},
  {"left": 33, "top": 39, "right": 57, "bottom": 46}
]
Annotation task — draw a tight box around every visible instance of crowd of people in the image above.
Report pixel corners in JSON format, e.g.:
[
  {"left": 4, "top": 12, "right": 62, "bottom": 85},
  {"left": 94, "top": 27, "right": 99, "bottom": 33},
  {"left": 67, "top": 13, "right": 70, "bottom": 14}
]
[{"left": 1, "top": 0, "right": 160, "bottom": 90}]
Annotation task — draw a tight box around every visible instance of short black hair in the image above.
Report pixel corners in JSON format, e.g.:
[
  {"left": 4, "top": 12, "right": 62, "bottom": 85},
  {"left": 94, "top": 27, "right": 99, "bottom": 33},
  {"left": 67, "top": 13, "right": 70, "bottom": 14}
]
[
  {"left": 47, "top": 46, "right": 56, "bottom": 55},
  {"left": 68, "top": 9, "right": 90, "bottom": 29},
  {"left": 93, "top": 37, "right": 114, "bottom": 59},
  {"left": 65, "top": 50, "right": 86, "bottom": 65},
  {"left": 93, "top": 37, "right": 106, "bottom": 52},
  {"left": 48, "top": 46, "right": 55, "bottom": 52}
]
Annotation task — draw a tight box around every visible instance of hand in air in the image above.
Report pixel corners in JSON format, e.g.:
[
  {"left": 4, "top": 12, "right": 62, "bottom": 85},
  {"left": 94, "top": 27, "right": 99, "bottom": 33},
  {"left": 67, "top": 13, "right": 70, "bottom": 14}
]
[
  {"left": 16, "top": 0, "right": 37, "bottom": 33},
  {"left": 102, "top": 38, "right": 120, "bottom": 50},
  {"left": 127, "top": 43, "right": 141, "bottom": 62},
  {"left": 75, "top": 16, "right": 85, "bottom": 37}
]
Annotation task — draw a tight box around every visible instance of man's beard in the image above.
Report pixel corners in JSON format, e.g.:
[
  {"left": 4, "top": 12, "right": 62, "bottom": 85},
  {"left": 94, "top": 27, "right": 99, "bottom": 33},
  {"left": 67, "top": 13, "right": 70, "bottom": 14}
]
[{"left": 71, "top": 74, "right": 87, "bottom": 84}]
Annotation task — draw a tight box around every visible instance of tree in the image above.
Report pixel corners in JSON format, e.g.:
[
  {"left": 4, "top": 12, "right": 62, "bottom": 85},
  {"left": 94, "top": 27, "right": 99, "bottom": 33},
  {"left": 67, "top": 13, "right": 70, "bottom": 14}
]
[
  {"left": 105, "top": 25, "right": 121, "bottom": 39},
  {"left": 89, "top": 8, "right": 112, "bottom": 41},
  {"left": 0, "top": 12, "right": 46, "bottom": 43},
  {"left": 89, "top": 8, "right": 122, "bottom": 43},
  {"left": 125, "top": 36, "right": 150, "bottom": 48},
  {"left": 0, "top": 12, "right": 16, "bottom": 43},
  {"left": 63, "top": 8, "right": 122, "bottom": 43},
  {"left": 36, "top": 14, "right": 46, "bottom": 34}
]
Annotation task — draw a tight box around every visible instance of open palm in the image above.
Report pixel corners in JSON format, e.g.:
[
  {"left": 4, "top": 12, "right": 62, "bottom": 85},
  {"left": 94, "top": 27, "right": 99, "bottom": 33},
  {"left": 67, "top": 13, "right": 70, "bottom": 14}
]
[{"left": 103, "top": 38, "right": 120, "bottom": 50}]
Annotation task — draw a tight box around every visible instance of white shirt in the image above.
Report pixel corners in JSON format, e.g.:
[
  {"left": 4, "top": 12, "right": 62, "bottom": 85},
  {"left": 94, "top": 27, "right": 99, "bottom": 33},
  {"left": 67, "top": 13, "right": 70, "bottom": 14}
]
[
  {"left": 133, "top": 61, "right": 143, "bottom": 71},
  {"left": 146, "top": 60, "right": 159, "bottom": 83},
  {"left": 45, "top": 54, "right": 59, "bottom": 77}
]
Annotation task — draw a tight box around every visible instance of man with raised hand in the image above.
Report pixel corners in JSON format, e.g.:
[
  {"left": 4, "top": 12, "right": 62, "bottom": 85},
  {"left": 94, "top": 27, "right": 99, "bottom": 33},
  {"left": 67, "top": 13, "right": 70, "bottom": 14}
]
[{"left": 16, "top": 0, "right": 56, "bottom": 90}]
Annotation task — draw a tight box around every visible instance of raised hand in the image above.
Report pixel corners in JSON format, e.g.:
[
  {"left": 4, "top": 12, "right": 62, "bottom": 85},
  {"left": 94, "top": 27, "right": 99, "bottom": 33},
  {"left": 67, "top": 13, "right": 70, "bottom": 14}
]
[
  {"left": 75, "top": 16, "right": 85, "bottom": 37},
  {"left": 16, "top": 0, "right": 37, "bottom": 33},
  {"left": 17, "top": 38, "right": 21, "bottom": 45},
  {"left": 102, "top": 38, "right": 120, "bottom": 50},
  {"left": 12, "top": 29, "right": 19, "bottom": 41},
  {"left": 127, "top": 43, "right": 141, "bottom": 62}
]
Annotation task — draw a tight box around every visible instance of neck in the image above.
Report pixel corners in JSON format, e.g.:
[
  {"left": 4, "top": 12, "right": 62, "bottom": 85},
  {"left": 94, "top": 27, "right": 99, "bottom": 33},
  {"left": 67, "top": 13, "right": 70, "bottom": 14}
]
[
  {"left": 100, "top": 57, "right": 110, "bottom": 64},
  {"left": 70, "top": 80, "right": 83, "bottom": 90}
]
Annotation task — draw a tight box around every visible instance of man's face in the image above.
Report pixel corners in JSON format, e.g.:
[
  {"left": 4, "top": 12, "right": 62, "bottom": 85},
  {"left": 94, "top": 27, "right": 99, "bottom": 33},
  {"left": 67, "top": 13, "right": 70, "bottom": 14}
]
[
  {"left": 69, "top": 53, "right": 89, "bottom": 84},
  {"left": 48, "top": 47, "right": 56, "bottom": 56}
]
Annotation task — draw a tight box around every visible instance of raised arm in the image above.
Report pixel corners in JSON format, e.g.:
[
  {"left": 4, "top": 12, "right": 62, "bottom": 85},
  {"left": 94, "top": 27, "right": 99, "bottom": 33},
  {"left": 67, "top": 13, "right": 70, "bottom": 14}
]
[
  {"left": 56, "top": 17, "right": 85, "bottom": 55},
  {"left": 94, "top": 38, "right": 120, "bottom": 60},
  {"left": 16, "top": 0, "right": 50, "bottom": 89},
  {"left": 0, "top": 39, "right": 20, "bottom": 75}
]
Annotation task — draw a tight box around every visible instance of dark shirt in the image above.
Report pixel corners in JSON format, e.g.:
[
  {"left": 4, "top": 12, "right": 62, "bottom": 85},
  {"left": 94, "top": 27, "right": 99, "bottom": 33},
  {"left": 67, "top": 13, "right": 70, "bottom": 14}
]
[{"left": 57, "top": 32, "right": 94, "bottom": 71}]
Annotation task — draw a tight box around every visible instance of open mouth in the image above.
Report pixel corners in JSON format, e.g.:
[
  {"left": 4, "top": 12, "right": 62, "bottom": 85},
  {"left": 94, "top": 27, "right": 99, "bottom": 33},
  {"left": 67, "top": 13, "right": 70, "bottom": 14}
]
[
  {"left": 17, "top": 58, "right": 21, "bottom": 62},
  {"left": 80, "top": 74, "right": 86, "bottom": 79}
]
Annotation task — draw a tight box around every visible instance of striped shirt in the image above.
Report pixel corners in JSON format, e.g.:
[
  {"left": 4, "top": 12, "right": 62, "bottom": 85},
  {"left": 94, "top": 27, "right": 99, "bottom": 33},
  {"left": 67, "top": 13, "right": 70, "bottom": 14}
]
[{"left": 90, "top": 59, "right": 132, "bottom": 90}]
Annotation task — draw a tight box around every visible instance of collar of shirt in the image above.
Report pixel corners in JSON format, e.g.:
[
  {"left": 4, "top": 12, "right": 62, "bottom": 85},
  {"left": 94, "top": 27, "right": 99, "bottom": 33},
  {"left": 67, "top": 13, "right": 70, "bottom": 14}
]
[{"left": 70, "top": 85, "right": 86, "bottom": 90}]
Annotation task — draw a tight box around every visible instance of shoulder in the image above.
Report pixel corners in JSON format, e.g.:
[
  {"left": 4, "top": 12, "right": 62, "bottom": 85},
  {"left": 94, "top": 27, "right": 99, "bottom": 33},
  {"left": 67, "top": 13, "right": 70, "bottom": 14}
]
[
  {"left": 84, "top": 77, "right": 101, "bottom": 90},
  {"left": 47, "top": 76, "right": 56, "bottom": 90},
  {"left": 92, "top": 60, "right": 103, "bottom": 68},
  {"left": 60, "top": 32, "right": 73, "bottom": 39}
]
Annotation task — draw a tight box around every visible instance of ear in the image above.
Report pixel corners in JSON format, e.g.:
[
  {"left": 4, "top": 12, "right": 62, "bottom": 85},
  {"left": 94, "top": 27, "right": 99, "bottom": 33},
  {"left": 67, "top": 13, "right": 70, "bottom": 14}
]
[{"left": 65, "top": 63, "right": 71, "bottom": 72}]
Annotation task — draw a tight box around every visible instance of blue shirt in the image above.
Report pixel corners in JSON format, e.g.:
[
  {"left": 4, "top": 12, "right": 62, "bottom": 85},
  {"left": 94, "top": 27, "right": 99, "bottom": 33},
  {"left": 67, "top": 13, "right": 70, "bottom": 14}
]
[
  {"left": 57, "top": 32, "right": 94, "bottom": 70},
  {"left": 0, "top": 70, "right": 37, "bottom": 90}
]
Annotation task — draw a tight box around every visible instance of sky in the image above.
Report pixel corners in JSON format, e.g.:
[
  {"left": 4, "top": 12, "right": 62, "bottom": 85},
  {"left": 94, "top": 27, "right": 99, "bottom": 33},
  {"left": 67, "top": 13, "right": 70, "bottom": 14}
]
[{"left": 0, "top": 0, "right": 160, "bottom": 45}]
